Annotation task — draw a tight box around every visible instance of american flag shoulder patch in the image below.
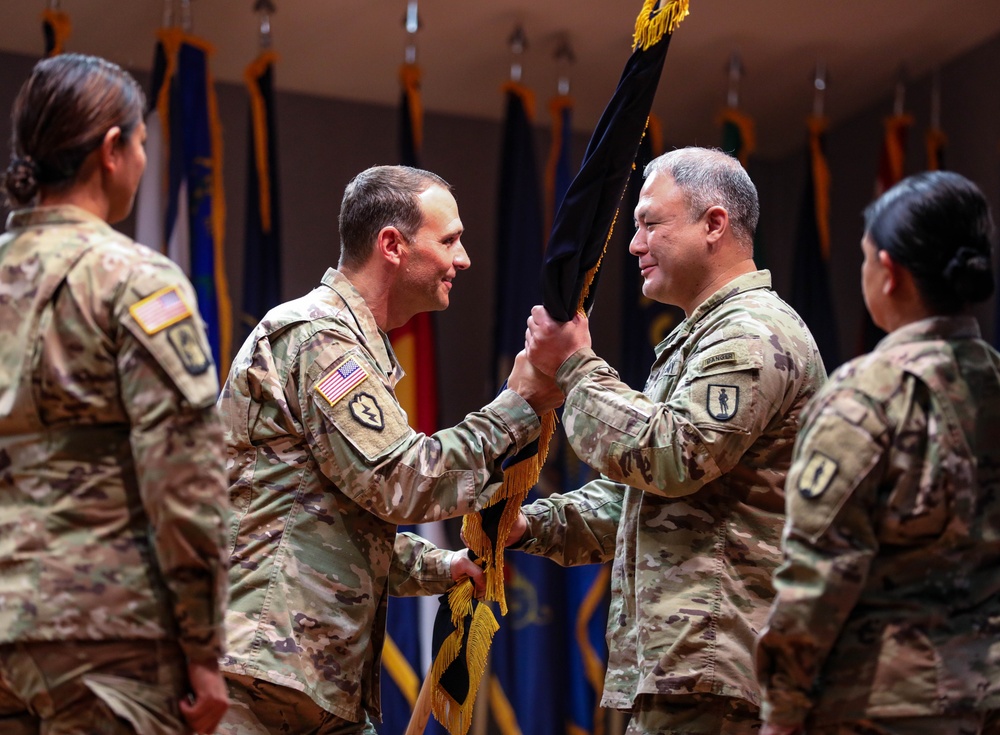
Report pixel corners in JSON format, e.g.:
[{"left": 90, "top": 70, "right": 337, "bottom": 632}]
[
  {"left": 129, "top": 285, "right": 192, "bottom": 335},
  {"left": 316, "top": 356, "right": 369, "bottom": 406}
]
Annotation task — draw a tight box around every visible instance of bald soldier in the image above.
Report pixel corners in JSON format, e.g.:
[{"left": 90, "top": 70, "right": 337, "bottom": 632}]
[
  {"left": 216, "top": 165, "right": 562, "bottom": 734},
  {"left": 512, "top": 147, "right": 826, "bottom": 735}
]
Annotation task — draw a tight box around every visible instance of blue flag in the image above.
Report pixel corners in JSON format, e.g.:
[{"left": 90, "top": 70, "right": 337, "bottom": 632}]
[{"left": 137, "top": 29, "right": 232, "bottom": 373}]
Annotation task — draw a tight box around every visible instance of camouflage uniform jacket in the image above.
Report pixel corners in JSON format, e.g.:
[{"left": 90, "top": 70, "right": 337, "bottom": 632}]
[
  {"left": 218, "top": 267, "right": 540, "bottom": 722},
  {"left": 0, "top": 205, "right": 230, "bottom": 665},
  {"left": 757, "top": 315, "right": 1000, "bottom": 728},
  {"left": 519, "top": 270, "right": 824, "bottom": 710}
]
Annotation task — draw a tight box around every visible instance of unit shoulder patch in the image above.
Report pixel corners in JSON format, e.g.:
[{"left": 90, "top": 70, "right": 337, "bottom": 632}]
[
  {"left": 706, "top": 383, "right": 739, "bottom": 421},
  {"left": 349, "top": 392, "right": 384, "bottom": 431},
  {"left": 167, "top": 322, "right": 211, "bottom": 375},
  {"left": 798, "top": 450, "right": 839, "bottom": 499}
]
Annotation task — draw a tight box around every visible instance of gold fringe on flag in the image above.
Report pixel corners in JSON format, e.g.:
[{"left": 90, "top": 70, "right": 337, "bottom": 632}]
[
  {"left": 460, "top": 410, "right": 557, "bottom": 613},
  {"left": 633, "top": 0, "right": 690, "bottom": 51},
  {"left": 429, "top": 597, "right": 500, "bottom": 735},
  {"left": 41, "top": 8, "right": 71, "bottom": 57},
  {"left": 807, "top": 115, "right": 831, "bottom": 260}
]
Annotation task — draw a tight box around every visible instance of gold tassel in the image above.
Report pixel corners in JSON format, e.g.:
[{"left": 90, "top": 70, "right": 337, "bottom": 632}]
[
  {"left": 430, "top": 604, "right": 499, "bottom": 735},
  {"left": 633, "top": 0, "right": 690, "bottom": 51}
]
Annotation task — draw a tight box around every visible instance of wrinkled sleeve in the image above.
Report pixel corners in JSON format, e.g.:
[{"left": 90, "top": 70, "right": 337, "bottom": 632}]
[
  {"left": 517, "top": 478, "right": 622, "bottom": 566},
  {"left": 117, "top": 269, "right": 230, "bottom": 665},
  {"left": 388, "top": 531, "right": 457, "bottom": 597},
  {"left": 302, "top": 341, "right": 540, "bottom": 525},
  {"left": 756, "top": 388, "right": 886, "bottom": 728},
  {"left": 555, "top": 335, "right": 785, "bottom": 498}
]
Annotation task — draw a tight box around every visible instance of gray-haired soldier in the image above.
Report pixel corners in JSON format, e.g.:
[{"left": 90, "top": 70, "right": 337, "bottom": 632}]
[
  {"left": 515, "top": 147, "right": 826, "bottom": 735},
  {"left": 216, "top": 165, "right": 562, "bottom": 734}
]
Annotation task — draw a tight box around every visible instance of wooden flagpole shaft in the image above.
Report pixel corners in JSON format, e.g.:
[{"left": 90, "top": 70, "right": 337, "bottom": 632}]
[{"left": 404, "top": 670, "right": 434, "bottom": 735}]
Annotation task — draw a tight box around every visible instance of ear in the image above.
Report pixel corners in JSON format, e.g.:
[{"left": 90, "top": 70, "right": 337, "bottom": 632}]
[
  {"left": 704, "top": 205, "right": 728, "bottom": 245},
  {"left": 98, "top": 126, "right": 123, "bottom": 172},
  {"left": 877, "top": 248, "right": 899, "bottom": 295},
  {"left": 376, "top": 225, "right": 407, "bottom": 266}
]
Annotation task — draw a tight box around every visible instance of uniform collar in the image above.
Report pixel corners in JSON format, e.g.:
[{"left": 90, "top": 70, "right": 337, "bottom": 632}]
[
  {"left": 875, "top": 315, "right": 982, "bottom": 350},
  {"left": 6, "top": 204, "right": 113, "bottom": 233},
  {"left": 320, "top": 267, "right": 399, "bottom": 380}
]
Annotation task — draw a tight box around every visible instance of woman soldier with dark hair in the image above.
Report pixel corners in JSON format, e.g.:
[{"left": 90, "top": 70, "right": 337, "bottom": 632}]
[
  {"left": 0, "top": 54, "right": 229, "bottom": 734},
  {"left": 757, "top": 170, "right": 1000, "bottom": 735}
]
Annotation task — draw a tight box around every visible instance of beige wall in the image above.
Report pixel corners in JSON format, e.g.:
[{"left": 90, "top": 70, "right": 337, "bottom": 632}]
[{"left": 2, "top": 32, "right": 998, "bottom": 431}]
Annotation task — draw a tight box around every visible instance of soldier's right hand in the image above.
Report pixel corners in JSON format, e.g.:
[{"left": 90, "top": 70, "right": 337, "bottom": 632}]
[
  {"left": 507, "top": 350, "right": 564, "bottom": 415},
  {"left": 181, "top": 658, "right": 229, "bottom": 734}
]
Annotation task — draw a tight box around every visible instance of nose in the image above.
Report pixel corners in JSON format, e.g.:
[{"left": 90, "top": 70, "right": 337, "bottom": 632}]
[
  {"left": 629, "top": 228, "right": 646, "bottom": 257},
  {"left": 454, "top": 241, "right": 471, "bottom": 270}
]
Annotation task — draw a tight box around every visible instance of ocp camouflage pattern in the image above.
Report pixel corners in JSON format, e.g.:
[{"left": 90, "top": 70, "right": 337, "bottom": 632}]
[
  {"left": 519, "top": 270, "right": 825, "bottom": 712},
  {"left": 0, "top": 205, "right": 230, "bottom": 666},
  {"left": 219, "top": 267, "right": 541, "bottom": 722},
  {"left": 757, "top": 315, "right": 1000, "bottom": 729}
]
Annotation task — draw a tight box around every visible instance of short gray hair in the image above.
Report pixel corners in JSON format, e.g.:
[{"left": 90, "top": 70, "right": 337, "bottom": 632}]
[{"left": 644, "top": 147, "right": 759, "bottom": 248}]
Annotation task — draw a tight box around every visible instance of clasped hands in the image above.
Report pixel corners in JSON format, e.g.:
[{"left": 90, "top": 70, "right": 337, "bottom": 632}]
[{"left": 506, "top": 304, "right": 592, "bottom": 416}]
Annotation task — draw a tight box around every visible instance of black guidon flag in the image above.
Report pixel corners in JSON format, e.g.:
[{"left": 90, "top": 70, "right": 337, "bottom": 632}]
[{"left": 421, "top": 3, "right": 691, "bottom": 734}]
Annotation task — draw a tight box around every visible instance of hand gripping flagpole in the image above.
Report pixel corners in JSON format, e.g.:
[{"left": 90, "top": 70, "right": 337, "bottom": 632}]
[{"left": 413, "top": 2, "right": 691, "bottom": 734}]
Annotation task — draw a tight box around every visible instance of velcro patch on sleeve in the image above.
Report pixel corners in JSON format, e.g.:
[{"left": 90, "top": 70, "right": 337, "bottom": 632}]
[
  {"left": 315, "top": 356, "right": 369, "bottom": 406},
  {"left": 313, "top": 353, "right": 411, "bottom": 462},
  {"left": 128, "top": 285, "right": 192, "bottom": 335}
]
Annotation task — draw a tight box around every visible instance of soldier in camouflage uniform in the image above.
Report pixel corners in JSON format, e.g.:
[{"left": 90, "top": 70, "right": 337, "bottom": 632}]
[
  {"left": 513, "top": 147, "right": 826, "bottom": 734},
  {"left": 757, "top": 172, "right": 1000, "bottom": 735},
  {"left": 0, "top": 55, "right": 230, "bottom": 734},
  {"left": 217, "top": 165, "right": 562, "bottom": 734}
]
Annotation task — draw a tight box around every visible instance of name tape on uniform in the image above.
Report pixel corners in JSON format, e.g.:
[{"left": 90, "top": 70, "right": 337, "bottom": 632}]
[
  {"left": 129, "top": 285, "right": 192, "bottom": 335},
  {"left": 316, "top": 357, "right": 369, "bottom": 406}
]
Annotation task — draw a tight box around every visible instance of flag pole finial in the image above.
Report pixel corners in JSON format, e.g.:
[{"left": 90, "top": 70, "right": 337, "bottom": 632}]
[
  {"left": 254, "top": 0, "right": 276, "bottom": 49},
  {"left": 726, "top": 51, "right": 744, "bottom": 109},
  {"left": 554, "top": 35, "right": 575, "bottom": 96},
  {"left": 402, "top": 1, "right": 420, "bottom": 64},
  {"left": 811, "top": 61, "right": 828, "bottom": 118},
  {"left": 508, "top": 24, "right": 527, "bottom": 83}
]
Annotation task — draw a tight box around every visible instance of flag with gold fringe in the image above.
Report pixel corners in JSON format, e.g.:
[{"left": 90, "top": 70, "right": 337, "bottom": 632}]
[
  {"left": 487, "top": 79, "right": 571, "bottom": 735},
  {"left": 790, "top": 116, "right": 840, "bottom": 370},
  {"left": 858, "top": 112, "right": 912, "bottom": 354},
  {"left": 134, "top": 28, "right": 232, "bottom": 375},
  {"left": 241, "top": 49, "right": 282, "bottom": 338},
  {"left": 41, "top": 7, "right": 71, "bottom": 57},
  {"left": 421, "top": 2, "right": 690, "bottom": 734},
  {"left": 382, "top": 61, "right": 450, "bottom": 735}
]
